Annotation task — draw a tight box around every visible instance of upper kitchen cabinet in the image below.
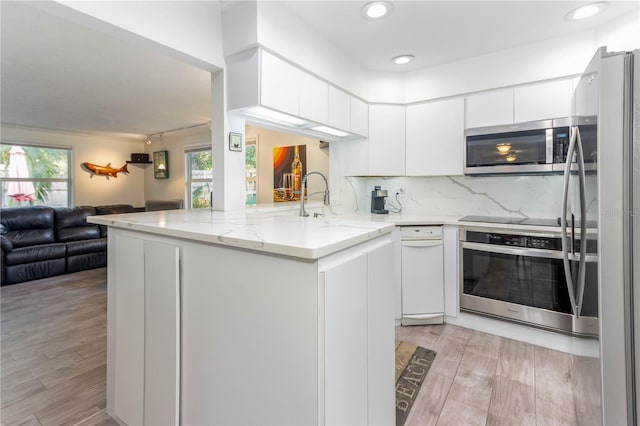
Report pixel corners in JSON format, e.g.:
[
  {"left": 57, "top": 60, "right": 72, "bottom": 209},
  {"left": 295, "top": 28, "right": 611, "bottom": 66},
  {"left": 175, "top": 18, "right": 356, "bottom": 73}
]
[
  {"left": 368, "top": 104, "right": 405, "bottom": 176},
  {"left": 514, "top": 79, "right": 573, "bottom": 122},
  {"left": 350, "top": 97, "right": 369, "bottom": 138},
  {"left": 328, "top": 86, "right": 351, "bottom": 132},
  {"left": 227, "top": 48, "right": 367, "bottom": 138},
  {"left": 465, "top": 79, "right": 574, "bottom": 128},
  {"left": 465, "top": 89, "right": 514, "bottom": 128},
  {"left": 406, "top": 98, "right": 464, "bottom": 176},
  {"left": 260, "top": 50, "right": 302, "bottom": 117}
]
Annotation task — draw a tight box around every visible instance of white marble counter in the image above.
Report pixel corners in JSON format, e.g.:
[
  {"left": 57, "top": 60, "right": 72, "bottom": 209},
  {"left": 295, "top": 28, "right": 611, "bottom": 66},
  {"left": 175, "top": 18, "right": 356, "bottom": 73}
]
[{"left": 88, "top": 208, "right": 394, "bottom": 260}]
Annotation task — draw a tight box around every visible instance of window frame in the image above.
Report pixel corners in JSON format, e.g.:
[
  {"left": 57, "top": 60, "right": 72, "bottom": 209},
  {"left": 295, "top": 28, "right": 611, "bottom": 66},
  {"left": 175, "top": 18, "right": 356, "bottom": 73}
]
[
  {"left": 184, "top": 146, "right": 212, "bottom": 209},
  {"left": 0, "top": 142, "right": 72, "bottom": 208}
]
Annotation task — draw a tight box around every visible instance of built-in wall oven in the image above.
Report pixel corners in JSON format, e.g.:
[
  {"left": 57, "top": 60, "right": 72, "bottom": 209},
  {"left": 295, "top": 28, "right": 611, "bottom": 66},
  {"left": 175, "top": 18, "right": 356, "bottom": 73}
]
[{"left": 459, "top": 220, "right": 598, "bottom": 337}]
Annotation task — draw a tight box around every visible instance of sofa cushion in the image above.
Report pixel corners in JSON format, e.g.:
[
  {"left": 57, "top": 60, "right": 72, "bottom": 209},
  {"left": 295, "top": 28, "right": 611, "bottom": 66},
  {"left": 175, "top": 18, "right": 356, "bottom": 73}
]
[
  {"left": 0, "top": 235, "right": 13, "bottom": 252},
  {"left": 95, "top": 204, "right": 135, "bottom": 215},
  {"left": 55, "top": 206, "right": 96, "bottom": 228},
  {"left": 4, "top": 259, "right": 66, "bottom": 285},
  {"left": 4, "top": 243, "right": 66, "bottom": 266},
  {"left": 67, "top": 252, "right": 106, "bottom": 273},
  {"left": 1, "top": 206, "right": 55, "bottom": 248},
  {"left": 57, "top": 226, "right": 101, "bottom": 243},
  {"left": 66, "top": 238, "right": 107, "bottom": 256}
]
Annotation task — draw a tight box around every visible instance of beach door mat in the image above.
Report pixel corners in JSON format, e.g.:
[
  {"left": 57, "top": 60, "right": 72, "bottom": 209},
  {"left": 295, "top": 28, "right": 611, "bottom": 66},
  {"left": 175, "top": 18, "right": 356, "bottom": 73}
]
[{"left": 395, "top": 340, "right": 436, "bottom": 425}]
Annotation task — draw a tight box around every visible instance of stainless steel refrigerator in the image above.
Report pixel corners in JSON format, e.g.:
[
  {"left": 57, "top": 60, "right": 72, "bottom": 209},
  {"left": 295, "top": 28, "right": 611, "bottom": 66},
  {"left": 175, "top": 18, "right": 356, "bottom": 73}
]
[{"left": 567, "top": 46, "right": 639, "bottom": 425}]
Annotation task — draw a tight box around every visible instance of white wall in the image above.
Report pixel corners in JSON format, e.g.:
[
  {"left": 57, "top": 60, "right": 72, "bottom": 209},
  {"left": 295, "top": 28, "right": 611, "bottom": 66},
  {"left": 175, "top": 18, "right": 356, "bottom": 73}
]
[
  {"left": 1, "top": 125, "right": 145, "bottom": 207},
  {"left": 143, "top": 126, "right": 212, "bottom": 203},
  {"left": 41, "top": 0, "right": 224, "bottom": 71},
  {"left": 255, "top": 1, "right": 369, "bottom": 99},
  {"left": 245, "top": 125, "right": 329, "bottom": 205}
]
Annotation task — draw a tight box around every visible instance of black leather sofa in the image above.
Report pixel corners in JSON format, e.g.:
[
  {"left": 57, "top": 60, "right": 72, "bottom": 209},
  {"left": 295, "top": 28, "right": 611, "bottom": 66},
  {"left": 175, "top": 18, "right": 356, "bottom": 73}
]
[{"left": 0, "top": 204, "right": 143, "bottom": 285}]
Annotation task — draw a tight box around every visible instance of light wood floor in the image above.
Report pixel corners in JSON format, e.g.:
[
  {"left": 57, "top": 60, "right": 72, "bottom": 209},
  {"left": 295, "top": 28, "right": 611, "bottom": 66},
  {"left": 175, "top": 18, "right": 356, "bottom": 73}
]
[
  {"left": 2, "top": 269, "right": 601, "bottom": 426},
  {"left": 397, "top": 323, "right": 602, "bottom": 426}
]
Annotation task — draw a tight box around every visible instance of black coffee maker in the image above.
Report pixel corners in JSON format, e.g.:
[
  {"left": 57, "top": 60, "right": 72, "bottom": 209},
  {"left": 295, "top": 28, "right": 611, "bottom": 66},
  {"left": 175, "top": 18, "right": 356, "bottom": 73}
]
[{"left": 371, "top": 186, "right": 389, "bottom": 214}]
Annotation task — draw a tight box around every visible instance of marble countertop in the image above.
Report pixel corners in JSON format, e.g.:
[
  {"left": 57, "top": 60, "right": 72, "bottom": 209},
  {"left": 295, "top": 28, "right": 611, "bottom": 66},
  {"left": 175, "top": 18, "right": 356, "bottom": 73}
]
[{"left": 88, "top": 208, "right": 395, "bottom": 260}]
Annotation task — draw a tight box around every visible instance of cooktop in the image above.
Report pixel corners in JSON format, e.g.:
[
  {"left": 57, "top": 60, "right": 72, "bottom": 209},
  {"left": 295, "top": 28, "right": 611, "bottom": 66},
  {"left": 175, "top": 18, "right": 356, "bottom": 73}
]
[{"left": 460, "top": 215, "right": 560, "bottom": 227}]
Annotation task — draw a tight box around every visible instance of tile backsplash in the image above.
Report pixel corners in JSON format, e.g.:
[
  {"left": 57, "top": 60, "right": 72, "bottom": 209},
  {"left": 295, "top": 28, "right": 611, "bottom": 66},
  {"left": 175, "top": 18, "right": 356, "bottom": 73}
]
[{"left": 338, "top": 174, "right": 597, "bottom": 220}]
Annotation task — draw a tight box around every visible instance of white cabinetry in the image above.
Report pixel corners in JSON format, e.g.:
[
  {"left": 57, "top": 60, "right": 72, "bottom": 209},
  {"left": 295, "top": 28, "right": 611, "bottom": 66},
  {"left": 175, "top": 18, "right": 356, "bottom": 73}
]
[
  {"left": 328, "top": 86, "right": 351, "bottom": 132},
  {"left": 465, "top": 89, "right": 514, "bottom": 128},
  {"left": 109, "top": 233, "right": 180, "bottom": 426},
  {"left": 369, "top": 104, "right": 406, "bottom": 175},
  {"left": 351, "top": 97, "right": 369, "bottom": 137},
  {"left": 320, "top": 238, "right": 395, "bottom": 426},
  {"left": 227, "top": 48, "right": 367, "bottom": 137},
  {"left": 465, "top": 79, "right": 574, "bottom": 128},
  {"left": 514, "top": 79, "right": 573, "bottom": 122},
  {"left": 443, "top": 225, "right": 459, "bottom": 318},
  {"left": 260, "top": 50, "right": 301, "bottom": 117},
  {"left": 406, "top": 98, "right": 464, "bottom": 176},
  {"left": 108, "top": 227, "right": 395, "bottom": 426}
]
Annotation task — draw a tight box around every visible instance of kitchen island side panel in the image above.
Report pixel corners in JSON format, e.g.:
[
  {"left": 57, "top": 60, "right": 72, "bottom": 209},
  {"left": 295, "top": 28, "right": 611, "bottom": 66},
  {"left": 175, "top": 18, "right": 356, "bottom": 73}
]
[{"left": 179, "top": 240, "right": 320, "bottom": 425}]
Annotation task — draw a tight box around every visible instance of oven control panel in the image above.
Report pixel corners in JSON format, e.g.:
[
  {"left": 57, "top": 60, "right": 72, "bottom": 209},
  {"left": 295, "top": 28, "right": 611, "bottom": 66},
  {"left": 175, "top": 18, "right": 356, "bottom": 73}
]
[{"left": 468, "top": 231, "right": 562, "bottom": 251}]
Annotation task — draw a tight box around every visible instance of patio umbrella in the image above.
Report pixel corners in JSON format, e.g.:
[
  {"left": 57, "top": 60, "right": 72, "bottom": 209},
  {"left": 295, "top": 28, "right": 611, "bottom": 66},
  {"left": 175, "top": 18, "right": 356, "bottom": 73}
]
[{"left": 7, "top": 146, "right": 35, "bottom": 202}]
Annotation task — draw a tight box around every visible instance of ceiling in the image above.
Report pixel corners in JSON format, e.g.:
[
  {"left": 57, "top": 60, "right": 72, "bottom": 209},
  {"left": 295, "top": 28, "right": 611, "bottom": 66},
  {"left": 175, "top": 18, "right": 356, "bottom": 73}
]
[{"left": 1, "top": 1, "right": 637, "bottom": 138}]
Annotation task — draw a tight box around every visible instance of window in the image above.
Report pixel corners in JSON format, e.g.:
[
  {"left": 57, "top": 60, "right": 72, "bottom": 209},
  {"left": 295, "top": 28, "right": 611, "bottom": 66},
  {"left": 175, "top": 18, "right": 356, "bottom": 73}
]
[
  {"left": 185, "top": 148, "right": 212, "bottom": 209},
  {"left": 245, "top": 137, "right": 257, "bottom": 205},
  {"left": 0, "top": 144, "right": 71, "bottom": 208}
]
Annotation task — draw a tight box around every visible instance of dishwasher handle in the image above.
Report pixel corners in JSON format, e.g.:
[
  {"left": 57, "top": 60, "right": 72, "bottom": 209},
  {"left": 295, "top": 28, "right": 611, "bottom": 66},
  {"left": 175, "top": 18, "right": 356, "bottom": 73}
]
[{"left": 401, "top": 239, "right": 442, "bottom": 248}]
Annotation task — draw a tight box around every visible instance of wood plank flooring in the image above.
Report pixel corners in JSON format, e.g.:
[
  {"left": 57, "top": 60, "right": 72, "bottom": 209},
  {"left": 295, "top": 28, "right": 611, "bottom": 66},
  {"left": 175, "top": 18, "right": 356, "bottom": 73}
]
[
  {"left": 397, "top": 324, "right": 602, "bottom": 426},
  {"left": 1, "top": 268, "right": 117, "bottom": 426},
  {"left": 2, "top": 268, "right": 601, "bottom": 425}
]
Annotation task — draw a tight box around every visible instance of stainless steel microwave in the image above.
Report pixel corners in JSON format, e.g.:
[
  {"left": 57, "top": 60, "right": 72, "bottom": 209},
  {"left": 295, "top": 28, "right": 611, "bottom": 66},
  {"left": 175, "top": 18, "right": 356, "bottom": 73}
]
[{"left": 464, "top": 118, "right": 596, "bottom": 175}]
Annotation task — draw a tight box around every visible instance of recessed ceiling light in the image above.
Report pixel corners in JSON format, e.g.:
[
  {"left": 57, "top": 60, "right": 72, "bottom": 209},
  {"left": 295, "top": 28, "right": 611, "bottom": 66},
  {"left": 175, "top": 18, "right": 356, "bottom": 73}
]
[
  {"left": 362, "top": 1, "right": 393, "bottom": 20},
  {"left": 391, "top": 55, "right": 414, "bottom": 65},
  {"left": 565, "top": 2, "right": 608, "bottom": 21}
]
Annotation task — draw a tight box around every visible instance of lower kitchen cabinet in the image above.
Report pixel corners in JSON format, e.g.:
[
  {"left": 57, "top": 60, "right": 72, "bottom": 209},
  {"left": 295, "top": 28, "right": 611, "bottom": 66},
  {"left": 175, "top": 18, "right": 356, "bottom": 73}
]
[
  {"left": 443, "top": 225, "right": 459, "bottom": 318},
  {"left": 109, "top": 233, "right": 180, "bottom": 426},
  {"left": 107, "top": 229, "right": 394, "bottom": 425}
]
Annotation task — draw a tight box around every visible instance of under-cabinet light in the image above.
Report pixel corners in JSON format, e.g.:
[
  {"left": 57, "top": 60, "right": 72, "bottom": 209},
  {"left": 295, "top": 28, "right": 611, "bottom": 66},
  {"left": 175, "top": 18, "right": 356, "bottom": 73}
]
[
  {"left": 310, "top": 126, "right": 350, "bottom": 137},
  {"left": 244, "top": 106, "right": 308, "bottom": 127}
]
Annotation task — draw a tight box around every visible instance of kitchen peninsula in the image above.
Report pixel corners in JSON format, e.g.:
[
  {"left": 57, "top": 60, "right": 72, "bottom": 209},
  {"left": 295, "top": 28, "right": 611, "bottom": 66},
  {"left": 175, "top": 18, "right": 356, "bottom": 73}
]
[{"left": 88, "top": 208, "right": 395, "bottom": 426}]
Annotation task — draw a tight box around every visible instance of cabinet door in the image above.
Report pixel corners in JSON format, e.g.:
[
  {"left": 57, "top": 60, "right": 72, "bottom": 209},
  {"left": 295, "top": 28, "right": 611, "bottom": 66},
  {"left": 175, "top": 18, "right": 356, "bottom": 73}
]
[
  {"left": 465, "top": 89, "right": 514, "bottom": 128},
  {"left": 366, "top": 241, "right": 395, "bottom": 426},
  {"left": 406, "top": 98, "right": 464, "bottom": 176},
  {"left": 144, "top": 241, "right": 181, "bottom": 426},
  {"left": 328, "top": 86, "right": 351, "bottom": 132},
  {"left": 369, "top": 104, "right": 406, "bottom": 175},
  {"left": 260, "top": 51, "right": 300, "bottom": 116},
  {"left": 299, "top": 71, "right": 329, "bottom": 124},
  {"left": 514, "top": 79, "right": 573, "bottom": 122},
  {"left": 350, "top": 97, "right": 369, "bottom": 137},
  {"left": 322, "top": 254, "right": 368, "bottom": 425},
  {"left": 443, "top": 226, "right": 459, "bottom": 318},
  {"left": 112, "top": 235, "right": 145, "bottom": 426}
]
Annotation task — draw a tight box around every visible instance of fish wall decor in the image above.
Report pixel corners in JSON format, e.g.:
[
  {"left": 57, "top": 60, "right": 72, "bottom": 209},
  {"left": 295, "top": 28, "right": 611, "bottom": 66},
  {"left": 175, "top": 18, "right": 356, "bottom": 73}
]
[{"left": 83, "top": 162, "right": 129, "bottom": 178}]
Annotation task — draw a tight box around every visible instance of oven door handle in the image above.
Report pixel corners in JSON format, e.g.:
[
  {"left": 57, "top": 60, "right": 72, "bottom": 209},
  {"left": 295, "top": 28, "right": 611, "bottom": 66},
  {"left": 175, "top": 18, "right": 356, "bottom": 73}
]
[
  {"left": 461, "top": 241, "right": 565, "bottom": 260},
  {"left": 561, "top": 126, "right": 579, "bottom": 316}
]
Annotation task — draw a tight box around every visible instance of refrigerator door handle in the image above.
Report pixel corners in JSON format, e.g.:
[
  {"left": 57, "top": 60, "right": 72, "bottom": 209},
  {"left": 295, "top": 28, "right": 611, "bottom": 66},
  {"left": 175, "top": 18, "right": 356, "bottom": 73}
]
[
  {"left": 575, "top": 126, "right": 589, "bottom": 317},
  {"left": 561, "top": 125, "right": 578, "bottom": 316}
]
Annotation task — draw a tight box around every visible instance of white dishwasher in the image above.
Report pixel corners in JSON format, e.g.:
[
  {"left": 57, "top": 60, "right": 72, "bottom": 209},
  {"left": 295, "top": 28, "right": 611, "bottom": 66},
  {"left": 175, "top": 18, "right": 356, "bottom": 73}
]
[{"left": 400, "top": 226, "right": 444, "bottom": 325}]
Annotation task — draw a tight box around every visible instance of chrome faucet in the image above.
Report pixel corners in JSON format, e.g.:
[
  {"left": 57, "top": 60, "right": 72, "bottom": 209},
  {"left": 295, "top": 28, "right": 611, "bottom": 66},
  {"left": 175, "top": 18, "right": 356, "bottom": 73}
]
[{"left": 299, "top": 171, "right": 330, "bottom": 217}]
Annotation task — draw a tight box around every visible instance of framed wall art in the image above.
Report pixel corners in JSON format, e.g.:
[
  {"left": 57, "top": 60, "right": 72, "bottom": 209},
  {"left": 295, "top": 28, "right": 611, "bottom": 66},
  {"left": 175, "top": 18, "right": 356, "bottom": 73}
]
[
  {"left": 153, "top": 150, "right": 169, "bottom": 179},
  {"left": 229, "top": 132, "right": 242, "bottom": 152}
]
